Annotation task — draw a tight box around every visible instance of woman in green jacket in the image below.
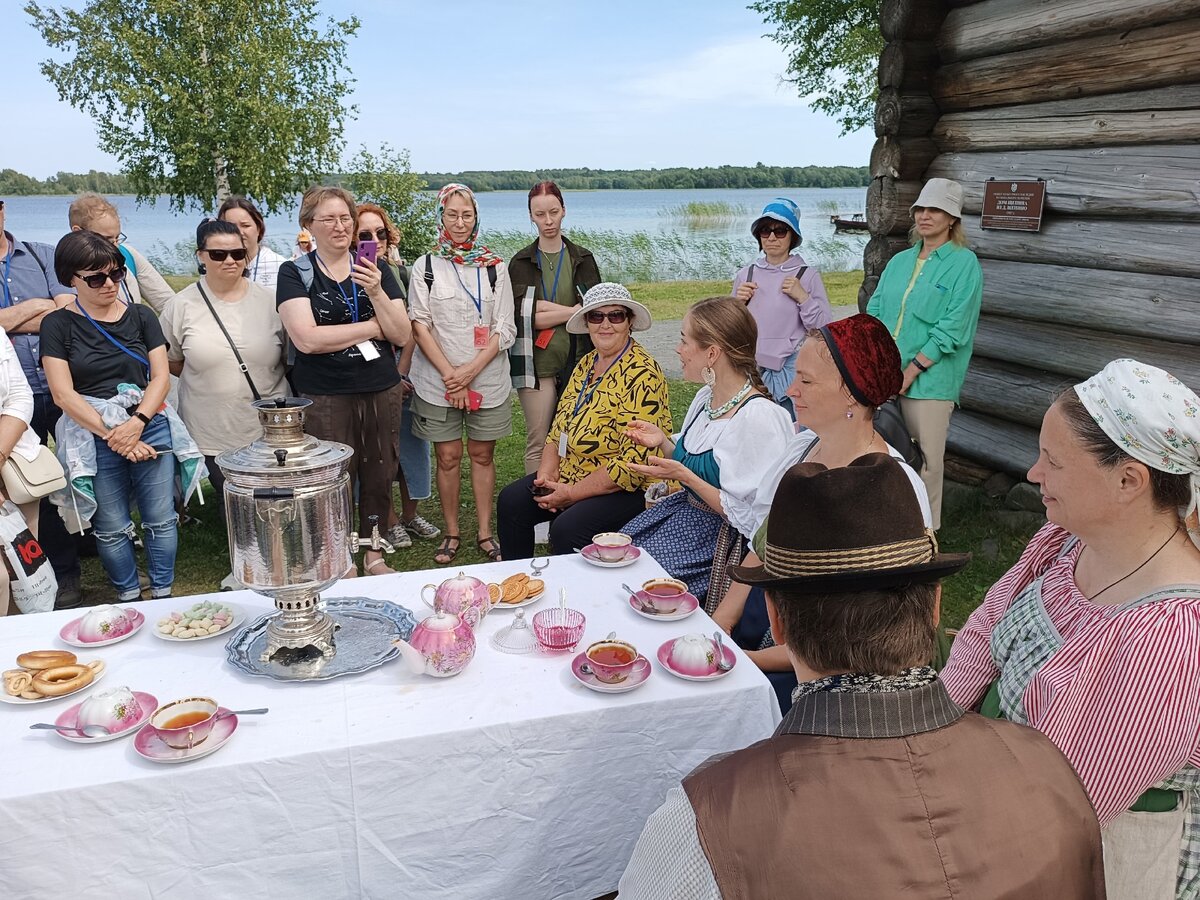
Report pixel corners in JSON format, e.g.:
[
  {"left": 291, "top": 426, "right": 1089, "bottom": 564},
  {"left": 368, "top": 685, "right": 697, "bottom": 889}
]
[
  {"left": 866, "top": 178, "right": 982, "bottom": 530},
  {"left": 507, "top": 181, "right": 602, "bottom": 474}
]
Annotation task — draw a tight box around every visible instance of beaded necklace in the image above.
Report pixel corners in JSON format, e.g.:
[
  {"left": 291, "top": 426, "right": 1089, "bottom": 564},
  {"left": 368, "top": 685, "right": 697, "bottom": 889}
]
[{"left": 704, "top": 379, "right": 753, "bottom": 420}]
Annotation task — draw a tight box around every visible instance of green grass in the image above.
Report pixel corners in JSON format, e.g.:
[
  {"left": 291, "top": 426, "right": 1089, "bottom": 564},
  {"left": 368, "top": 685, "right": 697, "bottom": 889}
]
[
  {"left": 73, "top": 376, "right": 1037, "bottom": 629},
  {"left": 658, "top": 201, "right": 749, "bottom": 228}
]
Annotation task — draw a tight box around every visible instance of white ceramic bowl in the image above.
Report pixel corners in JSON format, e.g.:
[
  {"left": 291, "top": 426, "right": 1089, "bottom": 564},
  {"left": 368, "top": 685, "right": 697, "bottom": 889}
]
[
  {"left": 77, "top": 686, "right": 142, "bottom": 732},
  {"left": 77, "top": 604, "right": 134, "bottom": 643},
  {"left": 666, "top": 633, "right": 718, "bottom": 677}
]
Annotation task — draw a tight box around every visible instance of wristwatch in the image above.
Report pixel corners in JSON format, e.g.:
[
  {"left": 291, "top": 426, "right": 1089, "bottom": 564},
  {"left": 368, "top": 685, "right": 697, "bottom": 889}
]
[
  {"left": 133, "top": 411, "right": 152, "bottom": 425},
  {"left": 913, "top": 359, "right": 930, "bottom": 373}
]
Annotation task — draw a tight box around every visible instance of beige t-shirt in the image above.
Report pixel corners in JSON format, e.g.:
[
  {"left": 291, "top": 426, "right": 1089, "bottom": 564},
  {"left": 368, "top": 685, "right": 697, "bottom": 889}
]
[{"left": 161, "top": 279, "right": 288, "bottom": 455}]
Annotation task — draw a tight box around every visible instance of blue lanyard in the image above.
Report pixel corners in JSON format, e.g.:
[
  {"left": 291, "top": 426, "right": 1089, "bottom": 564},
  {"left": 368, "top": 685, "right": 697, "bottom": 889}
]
[
  {"left": 74, "top": 301, "right": 150, "bottom": 379},
  {"left": 251, "top": 252, "right": 260, "bottom": 281},
  {"left": 572, "top": 338, "right": 631, "bottom": 420},
  {"left": 317, "top": 253, "right": 360, "bottom": 322},
  {"left": 118, "top": 280, "right": 133, "bottom": 306},
  {"left": 454, "top": 266, "right": 484, "bottom": 322},
  {"left": 1, "top": 245, "right": 13, "bottom": 308},
  {"left": 537, "top": 247, "right": 565, "bottom": 303}
]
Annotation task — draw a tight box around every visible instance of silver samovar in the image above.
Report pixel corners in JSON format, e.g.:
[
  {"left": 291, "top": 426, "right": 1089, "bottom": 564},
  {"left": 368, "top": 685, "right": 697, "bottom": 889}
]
[{"left": 216, "top": 399, "right": 397, "bottom": 670}]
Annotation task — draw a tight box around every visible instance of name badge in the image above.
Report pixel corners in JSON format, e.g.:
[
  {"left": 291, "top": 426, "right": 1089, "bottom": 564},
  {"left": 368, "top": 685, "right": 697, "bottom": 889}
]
[
  {"left": 357, "top": 340, "right": 381, "bottom": 361},
  {"left": 474, "top": 324, "right": 490, "bottom": 349},
  {"left": 558, "top": 432, "right": 568, "bottom": 458}
]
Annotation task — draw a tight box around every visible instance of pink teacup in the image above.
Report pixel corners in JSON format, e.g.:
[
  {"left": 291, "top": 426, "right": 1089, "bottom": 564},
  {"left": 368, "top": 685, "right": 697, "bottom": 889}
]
[
  {"left": 592, "top": 532, "right": 633, "bottom": 562},
  {"left": 641, "top": 578, "right": 687, "bottom": 613},
  {"left": 584, "top": 639, "right": 639, "bottom": 684},
  {"left": 150, "top": 697, "right": 220, "bottom": 750}
]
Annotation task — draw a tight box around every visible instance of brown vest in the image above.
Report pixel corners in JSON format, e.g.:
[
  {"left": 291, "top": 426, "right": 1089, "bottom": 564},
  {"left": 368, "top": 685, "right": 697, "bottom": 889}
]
[{"left": 684, "top": 680, "right": 1106, "bottom": 899}]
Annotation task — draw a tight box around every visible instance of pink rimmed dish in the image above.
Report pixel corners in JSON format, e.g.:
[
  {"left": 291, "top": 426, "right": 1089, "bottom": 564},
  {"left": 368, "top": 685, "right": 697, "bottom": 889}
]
[
  {"left": 53, "top": 690, "right": 157, "bottom": 744},
  {"left": 628, "top": 591, "right": 699, "bottom": 622},
  {"left": 656, "top": 638, "right": 737, "bottom": 682},
  {"left": 580, "top": 544, "right": 641, "bottom": 569},
  {"left": 134, "top": 709, "right": 239, "bottom": 764},
  {"left": 571, "top": 652, "right": 651, "bottom": 694},
  {"left": 59, "top": 608, "right": 145, "bottom": 648}
]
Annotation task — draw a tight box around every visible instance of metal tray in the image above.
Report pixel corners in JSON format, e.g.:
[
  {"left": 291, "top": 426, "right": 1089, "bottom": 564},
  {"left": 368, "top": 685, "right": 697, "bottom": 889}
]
[{"left": 225, "top": 596, "right": 417, "bottom": 682}]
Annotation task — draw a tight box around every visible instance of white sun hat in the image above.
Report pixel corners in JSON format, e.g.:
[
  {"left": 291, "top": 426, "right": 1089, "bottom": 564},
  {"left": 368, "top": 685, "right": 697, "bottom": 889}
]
[{"left": 565, "top": 282, "right": 653, "bottom": 334}]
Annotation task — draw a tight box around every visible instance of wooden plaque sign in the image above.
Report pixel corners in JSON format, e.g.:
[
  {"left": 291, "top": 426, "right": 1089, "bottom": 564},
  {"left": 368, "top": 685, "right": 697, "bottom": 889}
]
[{"left": 981, "top": 180, "right": 1046, "bottom": 232}]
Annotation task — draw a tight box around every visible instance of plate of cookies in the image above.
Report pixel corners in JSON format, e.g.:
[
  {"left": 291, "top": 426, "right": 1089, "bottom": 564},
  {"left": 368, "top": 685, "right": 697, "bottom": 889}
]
[
  {"left": 488, "top": 573, "right": 546, "bottom": 610},
  {"left": 1, "top": 650, "right": 107, "bottom": 704}
]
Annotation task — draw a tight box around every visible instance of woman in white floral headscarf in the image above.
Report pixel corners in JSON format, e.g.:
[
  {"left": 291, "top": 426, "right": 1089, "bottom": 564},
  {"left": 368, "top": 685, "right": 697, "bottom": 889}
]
[{"left": 941, "top": 359, "right": 1200, "bottom": 900}]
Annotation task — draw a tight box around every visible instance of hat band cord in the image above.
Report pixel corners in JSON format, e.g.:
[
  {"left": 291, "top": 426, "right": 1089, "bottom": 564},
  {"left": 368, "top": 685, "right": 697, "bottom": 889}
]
[{"left": 764, "top": 533, "right": 936, "bottom": 577}]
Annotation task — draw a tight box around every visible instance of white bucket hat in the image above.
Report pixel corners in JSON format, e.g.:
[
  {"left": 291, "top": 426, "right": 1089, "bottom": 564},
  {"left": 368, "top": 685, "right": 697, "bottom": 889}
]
[
  {"left": 566, "top": 282, "right": 653, "bottom": 334},
  {"left": 910, "top": 178, "right": 964, "bottom": 219}
]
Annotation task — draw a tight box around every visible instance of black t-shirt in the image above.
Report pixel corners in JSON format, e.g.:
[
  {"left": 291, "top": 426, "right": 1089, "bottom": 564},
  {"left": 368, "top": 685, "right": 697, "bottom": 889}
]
[
  {"left": 39, "top": 303, "right": 166, "bottom": 398},
  {"left": 276, "top": 253, "right": 404, "bottom": 395}
]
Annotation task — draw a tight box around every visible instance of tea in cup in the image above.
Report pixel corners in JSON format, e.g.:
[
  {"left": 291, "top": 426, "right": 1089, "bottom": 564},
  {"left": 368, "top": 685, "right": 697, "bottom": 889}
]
[
  {"left": 592, "top": 532, "right": 633, "bottom": 562},
  {"left": 584, "top": 639, "right": 639, "bottom": 683},
  {"left": 150, "top": 697, "right": 220, "bottom": 750},
  {"left": 641, "top": 578, "right": 687, "bottom": 613}
]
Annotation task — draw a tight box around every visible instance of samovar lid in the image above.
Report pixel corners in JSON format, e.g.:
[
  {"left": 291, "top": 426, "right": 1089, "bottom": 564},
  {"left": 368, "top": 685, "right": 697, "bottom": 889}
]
[{"left": 215, "top": 397, "right": 354, "bottom": 477}]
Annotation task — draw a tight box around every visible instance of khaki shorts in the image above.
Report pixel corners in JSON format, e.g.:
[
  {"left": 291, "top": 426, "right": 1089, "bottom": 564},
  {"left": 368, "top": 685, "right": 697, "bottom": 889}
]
[{"left": 411, "top": 393, "right": 513, "bottom": 443}]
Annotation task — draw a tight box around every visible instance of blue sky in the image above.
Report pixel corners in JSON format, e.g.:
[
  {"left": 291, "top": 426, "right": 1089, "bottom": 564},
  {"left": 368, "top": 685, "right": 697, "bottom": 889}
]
[{"left": 3, "top": 0, "right": 873, "bottom": 178}]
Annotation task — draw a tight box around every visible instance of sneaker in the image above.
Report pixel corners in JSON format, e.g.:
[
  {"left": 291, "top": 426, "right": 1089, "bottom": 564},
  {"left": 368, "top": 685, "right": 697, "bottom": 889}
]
[
  {"left": 402, "top": 515, "right": 441, "bottom": 540},
  {"left": 387, "top": 525, "right": 413, "bottom": 549},
  {"left": 54, "top": 574, "right": 84, "bottom": 610}
]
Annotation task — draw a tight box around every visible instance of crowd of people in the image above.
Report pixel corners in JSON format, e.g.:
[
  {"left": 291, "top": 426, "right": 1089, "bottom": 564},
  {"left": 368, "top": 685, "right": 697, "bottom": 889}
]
[{"left": 2, "top": 176, "right": 1199, "bottom": 897}]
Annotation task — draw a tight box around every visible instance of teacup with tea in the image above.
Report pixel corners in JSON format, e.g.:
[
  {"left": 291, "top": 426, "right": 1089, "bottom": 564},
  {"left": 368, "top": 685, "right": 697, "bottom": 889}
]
[
  {"left": 641, "top": 577, "right": 687, "bottom": 613},
  {"left": 150, "top": 697, "right": 220, "bottom": 750},
  {"left": 584, "top": 638, "right": 639, "bottom": 684},
  {"left": 592, "top": 532, "right": 633, "bottom": 562}
]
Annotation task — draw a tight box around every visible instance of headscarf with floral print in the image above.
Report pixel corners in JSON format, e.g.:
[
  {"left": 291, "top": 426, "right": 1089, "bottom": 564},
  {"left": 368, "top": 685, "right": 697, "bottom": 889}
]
[
  {"left": 432, "top": 183, "right": 503, "bottom": 268},
  {"left": 1075, "top": 358, "right": 1200, "bottom": 544}
]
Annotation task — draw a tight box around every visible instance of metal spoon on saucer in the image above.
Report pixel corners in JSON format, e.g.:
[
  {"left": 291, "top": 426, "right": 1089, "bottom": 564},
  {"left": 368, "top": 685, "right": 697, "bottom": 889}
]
[
  {"left": 713, "top": 631, "right": 734, "bottom": 671},
  {"left": 29, "top": 722, "right": 113, "bottom": 737},
  {"left": 621, "top": 583, "right": 656, "bottom": 614}
]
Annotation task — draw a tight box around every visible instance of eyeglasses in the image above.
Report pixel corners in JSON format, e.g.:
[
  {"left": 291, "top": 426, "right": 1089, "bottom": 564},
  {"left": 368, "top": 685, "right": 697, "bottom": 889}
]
[
  {"left": 584, "top": 309, "right": 630, "bottom": 325},
  {"left": 314, "top": 215, "right": 354, "bottom": 228},
  {"left": 76, "top": 267, "right": 127, "bottom": 289},
  {"left": 358, "top": 229, "right": 387, "bottom": 243},
  {"left": 97, "top": 231, "right": 127, "bottom": 245},
  {"left": 443, "top": 212, "right": 475, "bottom": 223},
  {"left": 200, "top": 248, "right": 248, "bottom": 262},
  {"left": 756, "top": 224, "right": 792, "bottom": 239}
]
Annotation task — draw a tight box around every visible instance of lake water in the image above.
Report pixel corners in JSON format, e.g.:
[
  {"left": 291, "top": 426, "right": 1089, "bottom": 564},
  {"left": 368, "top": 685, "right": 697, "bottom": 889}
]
[{"left": 4, "top": 186, "right": 868, "bottom": 278}]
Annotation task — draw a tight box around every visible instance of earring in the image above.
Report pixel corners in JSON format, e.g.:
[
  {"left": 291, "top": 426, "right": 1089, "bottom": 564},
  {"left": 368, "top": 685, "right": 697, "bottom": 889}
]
[
  {"left": 702, "top": 366, "right": 716, "bottom": 386},
  {"left": 845, "top": 406, "right": 854, "bottom": 419}
]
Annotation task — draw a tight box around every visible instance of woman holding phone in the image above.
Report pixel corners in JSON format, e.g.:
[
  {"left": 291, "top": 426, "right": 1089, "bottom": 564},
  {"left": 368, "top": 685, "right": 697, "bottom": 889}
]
[
  {"left": 408, "top": 183, "right": 515, "bottom": 565},
  {"left": 276, "top": 186, "right": 412, "bottom": 577}
]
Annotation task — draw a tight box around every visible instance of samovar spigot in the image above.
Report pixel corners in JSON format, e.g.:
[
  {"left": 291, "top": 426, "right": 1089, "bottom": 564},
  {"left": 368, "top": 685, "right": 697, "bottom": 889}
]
[{"left": 351, "top": 515, "right": 395, "bottom": 555}]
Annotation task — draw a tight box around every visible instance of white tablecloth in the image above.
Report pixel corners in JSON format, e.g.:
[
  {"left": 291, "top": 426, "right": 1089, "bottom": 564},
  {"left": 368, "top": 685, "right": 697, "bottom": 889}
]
[{"left": 0, "top": 552, "right": 780, "bottom": 899}]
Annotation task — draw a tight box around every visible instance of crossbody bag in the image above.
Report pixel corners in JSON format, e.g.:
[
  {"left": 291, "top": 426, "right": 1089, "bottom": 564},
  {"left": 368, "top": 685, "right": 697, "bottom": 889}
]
[{"left": 195, "top": 281, "right": 261, "bottom": 401}]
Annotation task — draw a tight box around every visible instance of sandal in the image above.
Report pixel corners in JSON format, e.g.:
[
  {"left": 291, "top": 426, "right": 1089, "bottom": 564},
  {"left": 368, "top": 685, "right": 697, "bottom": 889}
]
[
  {"left": 434, "top": 535, "right": 461, "bottom": 565},
  {"left": 477, "top": 536, "right": 502, "bottom": 562},
  {"left": 365, "top": 557, "right": 396, "bottom": 576}
]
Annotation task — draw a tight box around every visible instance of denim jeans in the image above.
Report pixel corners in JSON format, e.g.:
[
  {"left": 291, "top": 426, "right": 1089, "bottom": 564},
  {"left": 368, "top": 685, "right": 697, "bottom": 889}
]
[{"left": 91, "top": 415, "right": 178, "bottom": 600}]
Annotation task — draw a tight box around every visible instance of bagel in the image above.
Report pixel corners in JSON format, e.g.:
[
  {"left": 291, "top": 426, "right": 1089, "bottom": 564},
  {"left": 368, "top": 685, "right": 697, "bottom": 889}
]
[
  {"left": 31, "top": 664, "right": 94, "bottom": 697},
  {"left": 16, "top": 650, "right": 76, "bottom": 671}
]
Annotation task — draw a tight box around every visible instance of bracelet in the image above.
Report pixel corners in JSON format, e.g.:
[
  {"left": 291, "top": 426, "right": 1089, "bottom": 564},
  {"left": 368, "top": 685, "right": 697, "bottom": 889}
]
[
  {"left": 913, "top": 359, "right": 930, "bottom": 373},
  {"left": 133, "top": 411, "right": 152, "bottom": 425}
]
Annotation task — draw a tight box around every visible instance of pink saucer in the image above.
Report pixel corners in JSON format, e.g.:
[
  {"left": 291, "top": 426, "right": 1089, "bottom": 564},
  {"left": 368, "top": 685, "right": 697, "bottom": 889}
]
[
  {"left": 656, "top": 639, "right": 737, "bottom": 681},
  {"left": 134, "top": 708, "right": 238, "bottom": 763},
  {"left": 60, "top": 608, "right": 145, "bottom": 647},
  {"left": 580, "top": 544, "right": 641, "bottom": 568},
  {"left": 54, "top": 691, "right": 158, "bottom": 744},
  {"left": 629, "top": 591, "right": 699, "bottom": 621},
  {"left": 571, "top": 652, "right": 651, "bottom": 693}
]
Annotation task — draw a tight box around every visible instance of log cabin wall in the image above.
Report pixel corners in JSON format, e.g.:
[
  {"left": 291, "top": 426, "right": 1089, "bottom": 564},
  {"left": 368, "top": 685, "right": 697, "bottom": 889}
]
[{"left": 862, "top": 0, "right": 1200, "bottom": 476}]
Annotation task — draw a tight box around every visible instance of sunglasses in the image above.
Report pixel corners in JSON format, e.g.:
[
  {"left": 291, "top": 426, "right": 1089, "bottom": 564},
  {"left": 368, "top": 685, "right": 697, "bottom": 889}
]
[
  {"left": 756, "top": 224, "right": 792, "bottom": 239},
  {"left": 358, "top": 228, "right": 387, "bottom": 243},
  {"left": 584, "top": 309, "right": 630, "bottom": 325},
  {"left": 201, "top": 248, "right": 248, "bottom": 262},
  {"left": 76, "top": 267, "right": 127, "bottom": 289}
]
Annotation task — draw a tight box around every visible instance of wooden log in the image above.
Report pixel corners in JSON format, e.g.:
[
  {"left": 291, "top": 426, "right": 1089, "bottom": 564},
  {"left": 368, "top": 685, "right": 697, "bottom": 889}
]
[
  {"left": 959, "top": 358, "right": 1074, "bottom": 428},
  {"left": 933, "top": 19, "right": 1200, "bottom": 112},
  {"left": 925, "top": 145, "right": 1200, "bottom": 219},
  {"left": 875, "top": 88, "right": 940, "bottom": 138},
  {"left": 934, "top": 84, "right": 1200, "bottom": 151},
  {"left": 940, "top": 0, "right": 1200, "bottom": 63},
  {"left": 863, "top": 234, "right": 912, "bottom": 279},
  {"left": 947, "top": 411, "right": 1039, "bottom": 476},
  {"left": 879, "top": 41, "right": 939, "bottom": 91},
  {"left": 870, "top": 136, "right": 940, "bottom": 180},
  {"left": 881, "top": 0, "right": 948, "bottom": 42},
  {"left": 976, "top": 259, "right": 1200, "bottom": 344},
  {"left": 963, "top": 217, "right": 1200, "bottom": 280},
  {"left": 972, "top": 315, "right": 1200, "bottom": 387},
  {"left": 858, "top": 276, "right": 880, "bottom": 313},
  {"left": 867, "top": 178, "right": 923, "bottom": 237}
]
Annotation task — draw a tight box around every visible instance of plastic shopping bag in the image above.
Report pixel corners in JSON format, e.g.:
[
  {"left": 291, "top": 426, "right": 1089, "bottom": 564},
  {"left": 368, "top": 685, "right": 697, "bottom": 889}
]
[{"left": 0, "top": 501, "right": 57, "bottom": 614}]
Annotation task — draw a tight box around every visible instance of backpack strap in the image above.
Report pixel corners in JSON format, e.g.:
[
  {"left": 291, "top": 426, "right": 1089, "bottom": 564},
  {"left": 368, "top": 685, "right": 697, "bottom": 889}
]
[
  {"left": 117, "top": 245, "right": 138, "bottom": 279},
  {"left": 19, "top": 242, "right": 48, "bottom": 278},
  {"left": 487, "top": 266, "right": 497, "bottom": 291},
  {"left": 293, "top": 252, "right": 315, "bottom": 292},
  {"left": 424, "top": 255, "right": 434, "bottom": 292}
]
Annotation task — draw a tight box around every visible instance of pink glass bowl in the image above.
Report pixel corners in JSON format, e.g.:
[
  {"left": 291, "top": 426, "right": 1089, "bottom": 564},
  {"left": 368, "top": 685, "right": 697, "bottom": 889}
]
[{"left": 532, "top": 607, "right": 587, "bottom": 652}]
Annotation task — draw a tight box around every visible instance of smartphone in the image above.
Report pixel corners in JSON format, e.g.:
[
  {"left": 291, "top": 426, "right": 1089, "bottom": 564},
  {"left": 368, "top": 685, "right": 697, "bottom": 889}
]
[
  {"left": 354, "top": 239, "right": 378, "bottom": 267},
  {"left": 530, "top": 484, "right": 553, "bottom": 497}
]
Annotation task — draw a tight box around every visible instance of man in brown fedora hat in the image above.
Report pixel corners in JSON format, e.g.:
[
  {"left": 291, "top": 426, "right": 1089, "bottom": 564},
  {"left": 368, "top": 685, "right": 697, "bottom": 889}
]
[{"left": 620, "top": 454, "right": 1105, "bottom": 899}]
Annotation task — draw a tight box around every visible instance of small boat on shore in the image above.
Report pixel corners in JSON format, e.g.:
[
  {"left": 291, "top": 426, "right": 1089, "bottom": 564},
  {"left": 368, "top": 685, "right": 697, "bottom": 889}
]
[{"left": 830, "top": 213, "right": 869, "bottom": 233}]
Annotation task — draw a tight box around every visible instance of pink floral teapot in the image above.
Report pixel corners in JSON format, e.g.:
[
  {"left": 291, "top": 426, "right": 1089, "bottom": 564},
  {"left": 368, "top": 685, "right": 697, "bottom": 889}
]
[
  {"left": 421, "top": 571, "right": 492, "bottom": 628},
  {"left": 394, "top": 602, "right": 476, "bottom": 678}
]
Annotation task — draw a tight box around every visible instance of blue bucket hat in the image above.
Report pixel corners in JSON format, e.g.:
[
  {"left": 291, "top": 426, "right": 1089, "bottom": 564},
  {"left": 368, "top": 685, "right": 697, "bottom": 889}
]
[{"left": 750, "top": 197, "right": 802, "bottom": 244}]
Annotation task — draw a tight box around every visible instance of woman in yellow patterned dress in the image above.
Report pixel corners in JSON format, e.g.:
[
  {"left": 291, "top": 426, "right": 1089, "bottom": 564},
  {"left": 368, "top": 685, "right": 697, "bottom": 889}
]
[{"left": 497, "top": 284, "right": 672, "bottom": 558}]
